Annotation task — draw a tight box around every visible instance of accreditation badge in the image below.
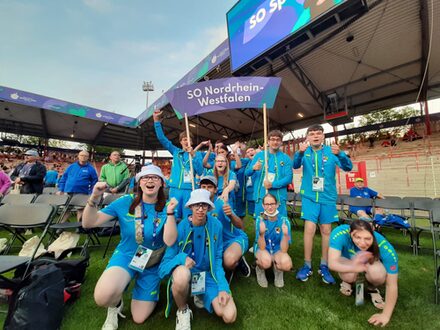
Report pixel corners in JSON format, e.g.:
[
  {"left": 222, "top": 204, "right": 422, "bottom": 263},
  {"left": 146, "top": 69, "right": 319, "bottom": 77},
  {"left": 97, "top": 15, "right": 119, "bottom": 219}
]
[
  {"left": 183, "top": 169, "right": 192, "bottom": 183},
  {"left": 129, "top": 245, "right": 153, "bottom": 272},
  {"left": 266, "top": 172, "right": 276, "bottom": 183},
  {"left": 312, "top": 176, "right": 324, "bottom": 192},
  {"left": 191, "top": 271, "right": 206, "bottom": 296},
  {"left": 246, "top": 176, "right": 253, "bottom": 187}
]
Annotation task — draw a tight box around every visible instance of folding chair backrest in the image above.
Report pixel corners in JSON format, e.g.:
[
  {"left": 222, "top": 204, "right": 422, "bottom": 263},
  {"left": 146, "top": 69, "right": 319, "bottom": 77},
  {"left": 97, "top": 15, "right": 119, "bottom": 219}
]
[
  {"left": 68, "top": 194, "right": 90, "bottom": 208},
  {"left": 383, "top": 196, "right": 402, "bottom": 202},
  {"left": 101, "top": 194, "right": 124, "bottom": 207},
  {"left": 410, "top": 199, "right": 435, "bottom": 211},
  {"left": 0, "top": 204, "right": 55, "bottom": 227},
  {"left": 295, "top": 193, "right": 302, "bottom": 202},
  {"left": 403, "top": 197, "right": 433, "bottom": 204},
  {"left": 42, "top": 187, "right": 58, "bottom": 194},
  {"left": 1, "top": 194, "right": 35, "bottom": 205},
  {"left": 374, "top": 198, "right": 412, "bottom": 211},
  {"left": 33, "top": 194, "right": 70, "bottom": 207},
  {"left": 287, "top": 191, "right": 295, "bottom": 202},
  {"left": 344, "top": 197, "right": 373, "bottom": 207}
]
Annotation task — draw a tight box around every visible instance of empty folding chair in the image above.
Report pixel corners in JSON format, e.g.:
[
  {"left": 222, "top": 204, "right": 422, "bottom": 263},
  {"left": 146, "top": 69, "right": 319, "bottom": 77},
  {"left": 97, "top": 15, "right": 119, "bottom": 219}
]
[
  {"left": 99, "top": 194, "right": 124, "bottom": 258},
  {"left": 49, "top": 194, "right": 101, "bottom": 248},
  {"left": 1, "top": 194, "right": 36, "bottom": 205},
  {"left": 0, "top": 204, "right": 56, "bottom": 254},
  {"left": 42, "top": 187, "right": 58, "bottom": 195},
  {"left": 430, "top": 206, "right": 440, "bottom": 304}
]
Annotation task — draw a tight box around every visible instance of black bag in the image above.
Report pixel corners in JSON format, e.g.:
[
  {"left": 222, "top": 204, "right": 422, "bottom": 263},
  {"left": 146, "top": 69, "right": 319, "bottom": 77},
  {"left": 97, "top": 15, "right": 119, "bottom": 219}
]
[
  {"left": 15, "top": 247, "right": 90, "bottom": 286},
  {"left": 4, "top": 264, "right": 65, "bottom": 330}
]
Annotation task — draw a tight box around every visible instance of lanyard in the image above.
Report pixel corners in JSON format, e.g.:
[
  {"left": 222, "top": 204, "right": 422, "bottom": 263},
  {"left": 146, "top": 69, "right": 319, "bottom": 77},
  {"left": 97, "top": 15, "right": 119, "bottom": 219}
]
[
  {"left": 178, "top": 152, "right": 190, "bottom": 172},
  {"left": 136, "top": 203, "right": 160, "bottom": 246},
  {"left": 310, "top": 148, "right": 325, "bottom": 177}
]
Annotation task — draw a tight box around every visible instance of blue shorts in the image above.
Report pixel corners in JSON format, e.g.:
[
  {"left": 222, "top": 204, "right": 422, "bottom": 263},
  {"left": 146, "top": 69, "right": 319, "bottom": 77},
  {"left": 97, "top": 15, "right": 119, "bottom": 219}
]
[
  {"left": 169, "top": 187, "right": 192, "bottom": 220},
  {"left": 349, "top": 206, "right": 373, "bottom": 215},
  {"left": 223, "top": 234, "right": 249, "bottom": 255},
  {"left": 234, "top": 194, "right": 246, "bottom": 217},
  {"left": 107, "top": 252, "right": 160, "bottom": 302},
  {"left": 301, "top": 197, "right": 339, "bottom": 224},
  {"left": 193, "top": 272, "right": 220, "bottom": 313}
]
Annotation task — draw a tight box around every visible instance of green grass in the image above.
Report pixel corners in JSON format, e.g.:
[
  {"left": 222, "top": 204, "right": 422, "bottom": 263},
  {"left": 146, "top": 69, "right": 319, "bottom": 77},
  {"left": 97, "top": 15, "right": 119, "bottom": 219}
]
[{"left": 2, "top": 215, "right": 440, "bottom": 330}]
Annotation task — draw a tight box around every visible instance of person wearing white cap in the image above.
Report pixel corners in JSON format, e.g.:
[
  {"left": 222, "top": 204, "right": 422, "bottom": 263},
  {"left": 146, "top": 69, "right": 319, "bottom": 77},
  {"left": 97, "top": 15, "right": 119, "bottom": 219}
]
[
  {"left": 83, "top": 164, "right": 178, "bottom": 329},
  {"left": 159, "top": 189, "right": 237, "bottom": 330},
  {"left": 199, "top": 175, "right": 250, "bottom": 278},
  {"left": 10, "top": 149, "right": 46, "bottom": 194}
]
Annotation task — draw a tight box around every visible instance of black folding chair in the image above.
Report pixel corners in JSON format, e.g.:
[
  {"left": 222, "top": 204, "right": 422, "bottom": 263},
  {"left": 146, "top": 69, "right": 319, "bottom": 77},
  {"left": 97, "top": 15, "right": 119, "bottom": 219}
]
[
  {"left": 0, "top": 194, "right": 36, "bottom": 205},
  {"left": 286, "top": 191, "right": 297, "bottom": 227},
  {"left": 0, "top": 204, "right": 56, "bottom": 254},
  {"left": 373, "top": 198, "right": 413, "bottom": 252},
  {"left": 430, "top": 206, "right": 440, "bottom": 304},
  {"left": 49, "top": 194, "right": 101, "bottom": 247},
  {"left": 99, "top": 194, "right": 124, "bottom": 258},
  {"left": 406, "top": 198, "right": 437, "bottom": 255},
  {"left": 42, "top": 187, "right": 58, "bottom": 195}
]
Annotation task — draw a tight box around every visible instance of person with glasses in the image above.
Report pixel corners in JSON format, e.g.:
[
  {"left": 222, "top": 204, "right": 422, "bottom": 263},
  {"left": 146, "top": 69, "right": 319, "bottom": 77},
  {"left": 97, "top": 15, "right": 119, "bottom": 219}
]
[
  {"left": 10, "top": 149, "right": 46, "bottom": 194},
  {"left": 254, "top": 194, "right": 292, "bottom": 288},
  {"left": 213, "top": 154, "right": 237, "bottom": 206},
  {"left": 83, "top": 164, "right": 178, "bottom": 330},
  {"left": 153, "top": 110, "right": 204, "bottom": 221},
  {"left": 159, "top": 189, "right": 236, "bottom": 330},
  {"left": 245, "top": 130, "right": 293, "bottom": 218},
  {"left": 328, "top": 220, "right": 398, "bottom": 327},
  {"left": 199, "top": 175, "right": 250, "bottom": 278},
  {"left": 293, "top": 125, "right": 352, "bottom": 284}
]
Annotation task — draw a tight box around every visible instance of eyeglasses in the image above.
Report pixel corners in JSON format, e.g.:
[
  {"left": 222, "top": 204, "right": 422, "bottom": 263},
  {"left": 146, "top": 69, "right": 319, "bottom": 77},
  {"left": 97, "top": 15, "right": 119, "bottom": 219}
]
[
  {"left": 191, "top": 203, "right": 209, "bottom": 210},
  {"left": 269, "top": 137, "right": 282, "bottom": 142},
  {"left": 263, "top": 203, "right": 277, "bottom": 207},
  {"left": 140, "top": 175, "right": 161, "bottom": 182}
]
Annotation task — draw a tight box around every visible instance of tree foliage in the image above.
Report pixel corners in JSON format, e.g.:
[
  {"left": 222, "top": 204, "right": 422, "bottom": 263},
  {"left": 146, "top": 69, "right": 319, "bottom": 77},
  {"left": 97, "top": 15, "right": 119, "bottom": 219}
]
[{"left": 358, "top": 106, "right": 420, "bottom": 126}]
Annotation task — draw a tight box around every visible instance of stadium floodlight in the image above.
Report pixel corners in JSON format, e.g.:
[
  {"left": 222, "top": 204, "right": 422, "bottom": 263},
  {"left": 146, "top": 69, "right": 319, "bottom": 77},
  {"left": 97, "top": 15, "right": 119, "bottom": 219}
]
[{"left": 142, "top": 81, "right": 154, "bottom": 109}]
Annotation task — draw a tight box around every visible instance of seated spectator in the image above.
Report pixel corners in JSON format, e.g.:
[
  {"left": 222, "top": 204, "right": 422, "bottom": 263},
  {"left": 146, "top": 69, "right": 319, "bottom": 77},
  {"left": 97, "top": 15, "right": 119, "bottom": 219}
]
[
  {"left": 349, "top": 178, "right": 384, "bottom": 220},
  {"left": 403, "top": 128, "right": 422, "bottom": 142}
]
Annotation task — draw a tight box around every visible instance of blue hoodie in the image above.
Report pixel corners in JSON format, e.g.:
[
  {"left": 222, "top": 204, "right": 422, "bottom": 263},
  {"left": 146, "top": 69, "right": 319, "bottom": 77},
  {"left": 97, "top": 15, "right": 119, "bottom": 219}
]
[
  {"left": 159, "top": 214, "right": 229, "bottom": 316},
  {"left": 58, "top": 162, "right": 98, "bottom": 194},
  {"left": 293, "top": 145, "right": 352, "bottom": 205},
  {"left": 245, "top": 150, "right": 293, "bottom": 203},
  {"left": 154, "top": 122, "right": 203, "bottom": 190}
]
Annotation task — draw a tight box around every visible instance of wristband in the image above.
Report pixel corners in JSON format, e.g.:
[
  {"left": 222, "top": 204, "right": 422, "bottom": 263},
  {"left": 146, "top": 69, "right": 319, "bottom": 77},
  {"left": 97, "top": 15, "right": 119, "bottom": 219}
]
[
  {"left": 87, "top": 199, "right": 98, "bottom": 208},
  {"left": 167, "top": 212, "right": 175, "bottom": 216}
]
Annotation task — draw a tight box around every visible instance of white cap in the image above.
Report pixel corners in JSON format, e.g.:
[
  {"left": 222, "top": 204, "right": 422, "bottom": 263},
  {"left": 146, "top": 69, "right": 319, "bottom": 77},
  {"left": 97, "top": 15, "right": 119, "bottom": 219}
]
[
  {"left": 24, "top": 149, "right": 39, "bottom": 157},
  {"left": 135, "top": 164, "right": 166, "bottom": 182},
  {"left": 185, "top": 189, "right": 215, "bottom": 210}
]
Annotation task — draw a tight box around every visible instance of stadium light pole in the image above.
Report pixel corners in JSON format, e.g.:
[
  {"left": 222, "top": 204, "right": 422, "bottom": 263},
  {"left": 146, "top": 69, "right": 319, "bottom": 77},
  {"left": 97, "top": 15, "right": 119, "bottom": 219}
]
[{"left": 142, "top": 81, "right": 154, "bottom": 109}]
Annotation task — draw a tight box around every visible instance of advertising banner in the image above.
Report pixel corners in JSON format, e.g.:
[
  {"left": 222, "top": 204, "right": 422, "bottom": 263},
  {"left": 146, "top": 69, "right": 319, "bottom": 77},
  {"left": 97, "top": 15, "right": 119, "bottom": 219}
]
[
  {"left": 165, "top": 76, "right": 281, "bottom": 117},
  {"left": 0, "top": 86, "right": 138, "bottom": 127}
]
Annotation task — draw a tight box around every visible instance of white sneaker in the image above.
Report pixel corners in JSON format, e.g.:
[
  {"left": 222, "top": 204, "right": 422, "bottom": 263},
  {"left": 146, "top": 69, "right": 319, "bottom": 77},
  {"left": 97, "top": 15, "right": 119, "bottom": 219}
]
[
  {"left": 176, "top": 306, "right": 193, "bottom": 330},
  {"left": 193, "top": 295, "right": 204, "bottom": 309},
  {"left": 256, "top": 266, "right": 268, "bottom": 288},
  {"left": 102, "top": 300, "right": 126, "bottom": 330},
  {"left": 273, "top": 267, "right": 284, "bottom": 288}
]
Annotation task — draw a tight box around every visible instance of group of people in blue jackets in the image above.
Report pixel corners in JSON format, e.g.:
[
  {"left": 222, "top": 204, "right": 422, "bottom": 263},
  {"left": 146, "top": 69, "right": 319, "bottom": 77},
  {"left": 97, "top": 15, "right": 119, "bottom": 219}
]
[{"left": 82, "top": 113, "right": 399, "bottom": 330}]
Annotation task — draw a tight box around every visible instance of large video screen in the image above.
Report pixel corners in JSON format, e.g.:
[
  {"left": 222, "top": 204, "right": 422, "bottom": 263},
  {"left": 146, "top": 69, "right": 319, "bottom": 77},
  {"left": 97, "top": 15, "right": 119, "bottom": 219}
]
[{"left": 227, "top": 0, "right": 346, "bottom": 72}]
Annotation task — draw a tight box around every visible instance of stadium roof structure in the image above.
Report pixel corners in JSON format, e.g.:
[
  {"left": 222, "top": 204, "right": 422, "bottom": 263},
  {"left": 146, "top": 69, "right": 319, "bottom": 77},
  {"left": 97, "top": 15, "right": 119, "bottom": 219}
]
[
  {"left": 0, "top": 0, "right": 439, "bottom": 150},
  {"left": 141, "top": 0, "right": 440, "bottom": 144}
]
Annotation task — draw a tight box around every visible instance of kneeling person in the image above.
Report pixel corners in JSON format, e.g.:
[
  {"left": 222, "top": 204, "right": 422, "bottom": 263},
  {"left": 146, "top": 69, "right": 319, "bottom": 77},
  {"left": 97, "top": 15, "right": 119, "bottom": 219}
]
[
  {"left": 254, "top": 193, "right": 292, "bottom": 288},
  {"left": 159, "top": 189, "right": 237, "bottom": 330},
  {"left": 199, "top": 175, "right": 250, "bottom": 278},
  {"left": 328, "top": 220, "right": 398, "bottom": 327}
]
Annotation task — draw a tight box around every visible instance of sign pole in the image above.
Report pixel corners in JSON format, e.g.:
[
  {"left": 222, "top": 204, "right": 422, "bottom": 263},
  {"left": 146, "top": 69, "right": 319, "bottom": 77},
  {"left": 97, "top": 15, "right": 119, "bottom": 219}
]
[
  {"left": 263, "top": 103, "right": 268, "bottom": 194},
  {"left": 184, "top": 113, "right": 195, "bottom": 190}
]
